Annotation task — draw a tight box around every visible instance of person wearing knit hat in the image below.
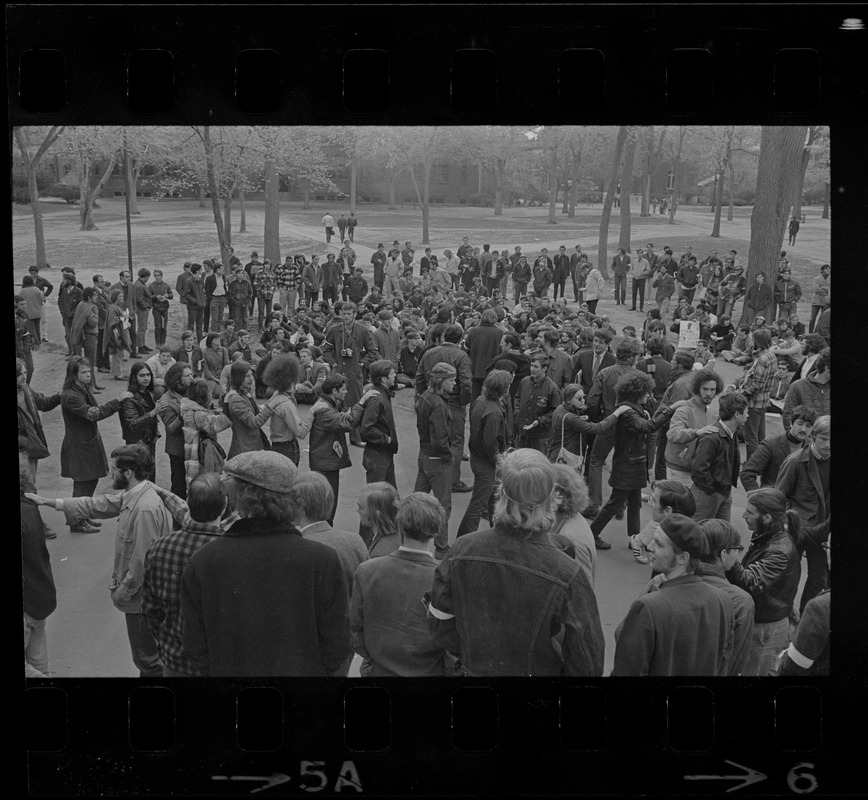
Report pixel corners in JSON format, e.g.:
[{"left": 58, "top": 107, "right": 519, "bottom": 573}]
[
  {"left": 611, "top": 513, "right": 733, "bottom": 676},
  {"left": 177, "top": 450, "right": 351, "bottom": 676},
  {"left": 413, "top": 362, "right": 456, "bottom": 559},
  {"left": 426, "top": 448, "right": 604, "bottom": 676}
]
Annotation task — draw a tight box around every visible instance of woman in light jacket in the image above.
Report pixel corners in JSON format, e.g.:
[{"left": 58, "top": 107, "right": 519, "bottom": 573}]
[
  {"left": 222, "top": 360, "right": 278, "bottom": 459},
  {"left": 180, "top": 378, "right": 232, "bottom": 485},
  {"left": 583, "top": 265, "right": 604, "bottom": 315},
  {"left": 263, "top": 353, "right": 310, "bottom": 466}
]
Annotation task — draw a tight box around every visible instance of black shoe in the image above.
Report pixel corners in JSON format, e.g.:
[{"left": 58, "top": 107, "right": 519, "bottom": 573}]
[
  {"left": 452, "top": 482, "right": 473, "bottom": 493},
  {"left": 629, "top": 307, "right": 637, "bottom": 311},
  {"left": 70, "top": 522, "right": 100, "bottom": 534},
  {"left": 594, "top": 537, "right": 612, "bottom": 550},
  {"left": 581, "top": 507, "right": 600, "bottom": 519},
  {"left": 86, "top": 519, "right": 102, "bottom": 527}
]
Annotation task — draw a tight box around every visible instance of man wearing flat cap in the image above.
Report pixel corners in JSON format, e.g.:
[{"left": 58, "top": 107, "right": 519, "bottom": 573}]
[
  {"left": 611, "top": 514, "right": 732, "bottom": 676},
  {"left": 180, "top": 451, "right": 351, "bottom": 676}
]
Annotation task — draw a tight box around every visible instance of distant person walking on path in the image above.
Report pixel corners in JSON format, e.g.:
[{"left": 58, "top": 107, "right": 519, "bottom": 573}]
[
  {"left": 322, "top": 212, "right": 335, "bottom": 244},
  {"left": 347, "top": 212, "right": 358, "bottom": 242},
  {"left": 788, "top": 216, "right": 801, "bottom": 246}
]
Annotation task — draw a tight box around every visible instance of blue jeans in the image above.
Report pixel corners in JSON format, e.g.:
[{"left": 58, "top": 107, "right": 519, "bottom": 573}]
[
  {"left": 691, "top": 486, "right": 733, "bottom": 522},
  {"left": 209, "top": 296, "right": 226, "bottom": 332},
  {"left": 743, "top": 617, "right": 788, "bottom": 676},
  {"left": 125, "top": 612, "right": 163, "bottom": 678}
]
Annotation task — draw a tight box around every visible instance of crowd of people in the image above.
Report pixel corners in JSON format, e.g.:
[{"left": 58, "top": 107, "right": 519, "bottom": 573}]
[{"left": 20, "top": 234, "right": 830, "bottom": 679}]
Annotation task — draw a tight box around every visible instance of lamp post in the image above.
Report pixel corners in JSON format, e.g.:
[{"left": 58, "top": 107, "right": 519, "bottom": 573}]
[{"left": 123, "top": 128, "right": 133, "bottom": 274}]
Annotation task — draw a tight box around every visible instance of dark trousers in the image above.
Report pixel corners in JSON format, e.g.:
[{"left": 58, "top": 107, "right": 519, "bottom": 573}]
[
  {"left": 414, "top": 455, "right": 452, "bottom": 557},
  {"left": 590, "top": 487, "right": 643, "bottom": 540},
  {"left": 29, "top": 318, "right": 41, "bottom": 341},
  {"left": 631, "top": 279, "right": 646, "bottom": 310},
  {"left": 456, "top": 456, "right": 497, "bottom": 538},
  {"left": 744, "top": 407, "right": 765, "bottom": 461},
  {"left": 613, "top": 273, "right": 627, "bottom": 304},
  {"left": 21, "top": 345, "right": 34, "bottom": 384},
  {"left": 72, "top": 478, "right": 99, "bottom": 499},
  {"left": 257, "top": 295, "right": 274, "bottom": 328},
  {"left": 571, "top": 275, "right": 581, "bottom": 302},
  {"left": 680, "top": 286, "right": 697, "bottom": 304},
  {"left": 448, "top": 403, "right": 467, "bottom": 487},
  {"left": 83, "top": 333, "right": 102, "bottom": 389},
  {"left": 187, "top": 307, "right": 204, "bottom": 342},
  {"left": 553, "top": 278, "right": 568, "bottom": 301},
  {"left": 516, "top": 434, "right": 549, "bottom": 454},
  {"left": 96, "top": 335, "right": 111, "bottom": 370},
  {"left": 323, "top": 285, "right": 339, "bottom": 305},
  {"left": 169, "top": 454, "right": 187, "bottom": 499},
  {"left": 800, "top": 541, "right": 828, "bottom": 615},
  {"left": 359, "top": 448, "right": 397, "bottom": 545},
  {"left": 587, "top": 428, "right": 615, "bottom": 510},
  {"left": 209, "top": 296, "right": 226, "bottom": 332},
  {"left": 271, "top": 439, "right": 300, "bottom": 466},
  {"left": 63, "top": 317, "right": 74, "bottom": 354},
  {"left": 127, "top": 313, "right": 138, "bottom": 357},
  {"left": 471, "top": 378, "right": 484, "bottom": 404},
  {"left": 316, "top": 469, "right": 341, "bottom": 526},
  {"left": 305, "top": 291, "right": 319, "bottom": 308},
  {"left": 124, "top": 612, "right": 163, "bottom": 677},
  {"left": 230, "top": 300, "right": 248, "bottom": 330},
  {"left": 203, "top": 298, "right": 210, "bottom": 333},
  {"left": 654, "top": 424, "right": 669, "bottom": 481},
  {"left": 587, "top": 299, "right": 599, "bottom": 315},
  {"left": 152, "top": 308, "right": 168, "bottom": 346}
]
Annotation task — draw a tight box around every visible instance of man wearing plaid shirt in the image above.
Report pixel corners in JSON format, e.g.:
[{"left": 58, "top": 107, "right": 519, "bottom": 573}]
[
  {"left": 141, "top": 475, "right": 237, "bottom": 677},
  {"left": 275, "top": 256, "right": 300, "bottom": 314},
  {"left": 734, "top": 328, "right": 777, "bottom": 460},
  {"left": 253, "top": 260, "right": 277, "bottom": 331}
]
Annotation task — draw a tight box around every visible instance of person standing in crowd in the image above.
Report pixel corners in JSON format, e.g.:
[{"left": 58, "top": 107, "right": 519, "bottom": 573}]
[
  {"left": 808, "top": 264, "right": 830, "bottom": 334},
  {"left": 201, "top": 332, "right": 229, "bottom": 401},
  {"left": 245, "top": 251, "right": 262, "bottom": 316},
  {"left": 782, "top": 348, "right": 830, "bottom": 429},
  {"left": 146, "top": 269, "right": 172, "bottom": 348},
  {"left": 532, "top": 252, "right": 553, "bottom": 298},
  {"left": 584, "top": 337, "right": 643, "bottom": 517},
  {"left": 540, "top": 328, "right": 573, "bottom": 391},
  {"left": 103, "top": 289, "right": 130, "bottom": 381},
  {"left": 612, "top": 514, "right": 732, "bottom": 676},
  {"left": 175, "top": 261, "right": 192, "bottom": 318},
  {"left": 372, "top": 310, "right": 400, "bottom": 373},
  {"left": 663, "top": 369, "right": 724, "bottom": 484},
  {"left": 397, "top": 330, "right": 424, "bottom": 389},
  {"left": 119, "top": 361, "right": 161, "bottom": 481},
  {"left": 416, "top": 324, "right": 473, "bottom": 492},
  {"left": 141, "top": 473, "right": 227, "bottom": 676},
  {"left": 384, "top": 248, "right": 403, "bottom": 299},
  {"left": 610, "top": 248, "right": 630, "bottom": 306},
  {"left": 775, "top": 415, "right": 830, "bottom": 615},
  {"left": 28, "top": 264, "right": 53, "bottom": 344},
  {"left": 511, "top": 254, "right": 531, "bottom": 304},
  {"left": 20, "top": 275, "right": 45, "bottom": 346},
  {"left": 696, "top": 520, "right": 755, "bottom": 677},
  {"left": 21, "top": 460, "right": 57, "bottom": 676},
  {"left": 569, "top": 244, "right": 587, "bottom": 303},
  {"left": 321, "top": 211, "right": 336, "bottom": 244},
  {"left": 370, "top": 243, "right": 387, "bottom": 294},
  {"left": 58, "top": 270, "right": 84, "bottom": 354},
  {"left": 515, "top": 353, "right": 562, "bottom": 453},
  {"left": 427, "top": 448, "right": 605, "bottom": 676},
  {"left": 28, "top": 443, "right": 172, "bottom": 677},
  {"left": 739, "top": 272, "right": 773, "bottom": 327},
  {"left": 222, "top": 360, "right": 278, "bottom": 458},
  {"left": 322, "top": 301, "right": 378, "bottom": 447},
  {"left": 741, "top": 405, "right": 816, "bottom": 492},
  {"left": 70, "top": 288, "right": 103, "bottom": 390},
  {"left": 630, "top": 248, "right": 650, "bottom": 312},
  {"left": 689, "top": 393, "right": 748, "bottom": 522},
  {"left": 359, "top": 482, "right": 401, "bottom": 557},
  {"left": 347, "top": 211, "right": 358, "bottom": 242},
  {"left": 227, "top": 264, "right": 253, "bottom": 331},
  {"left": 465, "top": 308, "right": 503, "bottom": 401},
  {"left": 59, "top": 356, "right": 124, "bottom": 533},
  {"left": 179, "top": 378, "right": 232, "bottom": 486},
  {"left": 583, "top": 263, "right": 604, "bottom": 315},
  {"left": 180, "top": 451, "right": 350, "bottom": 676},
  {"left": 726, "top": 488, "right": 802, "bottom": 676},
  {"left": 204, "top": 263, "right": 227, "bottom": 333},
  {"left": 110, "top": 269, "right": 138, "bottom": 358},
  {"left": 733, "top": 329, "right": 777, "bottom": 460},
  {"left": 156, "top": 362, "right": 194, "bottom": 505},
  {"left": 589, "top": 373, "right": 685, "bottom": 551},
  {"left": 456, "top": 369, "right": 511, "bottom": 539},
  {"left": 183, "top": 264, "right": 206, "bottom": 342},
  {"left": 773, "top": 268, "right": 802, "bottom": 323},
  {"left": 677, "top": 255, "right": 701, "bottom": 304},
  {"left": 549, "top": 464, "right": 597, "bottom": 587},
  {"left": 309, "top": 374, "right": 376, "bottom": 526},
  {"left": 351, "top": 492, "right": 448, "bottom": 677},
  {"left": 261, "top": 354, "right": 309, "bottom": 466},
  {"left": 132, "top": 268, "right": 152, "bottom": 354},
  {"left": 299, "top": 256, "right": 320, "bottom": 310},
  {"left": 552, "top": 245, "right": 570, "bottom": 302},
  {"left": 171, "top": 330, "right": 203, "bottom": 377},
  {"left": 718, "top": 263, "right": 746, "bottom": 320},
  {"left": 360, "top": 359, "right": 399, "bottom": 489},
  {"left": 413, "top": 362, "right": 456, "bottom": 558}
]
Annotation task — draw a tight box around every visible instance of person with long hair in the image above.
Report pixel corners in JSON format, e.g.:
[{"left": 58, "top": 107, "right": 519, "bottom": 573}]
[
  {"left": 60, "top": 357, "right": 126, "bottom": 533},
  {"left": 180, "top": 378, "right": 232, "bottom": 486},
  {"left": 103, "top": 288, "right": 131, "bottom": 381},
  {"left": 727, "top": 487, "right": 802, "bottom": 676},
  {"left": 427, "top": 448, "right": 604, "bottom": 676},
  {"left": 202, "top": 332, "right": 229, "bottom": 402},
  {"left": 358, "top": 482, "right": 401, "bottom": 558},
  {"left": 222, "top": 360, "right": 279, "bottom": 459},
  {"left": 119, "top": 361, "right": 160, "bottom": 481},
  {"left": 547, "top": 383, "right": 629, "bottom": 464},
  {"left": 263, "top": 354, "right": 309, "bottom": 466},
  {"left": 550, "top": 464, "right": 596, "bottom": 588}
]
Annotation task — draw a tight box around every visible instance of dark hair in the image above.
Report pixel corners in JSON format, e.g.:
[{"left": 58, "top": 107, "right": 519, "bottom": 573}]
[
  {"left": 205, "top": 332, "right": 222, "bottom": 349},
  {"left": 187, "top": 473, "right": 226, "bottom": 522},
  {"left": 614, "top": 371, "right": 654, "bottom": 404},
  {"left": 646, "top": 336, "right": 664, "bottom": 356},
  {"left": 790, "top": 405, "right": 818, "bottom": 426},
  {"left": 396, "top": 493, "right": 444, "bottom": 543},
  {"left": 229, "top": 360, "right": 253, "bottom": 391},
  {"left": 813, "top": 347, "right": 830, "bottom": 374},
  {"left": 718, "top": 392, "right": 747, "bottom": 420},
  {"left": 164, "top": 362, "right": 190, "bottom": 393},
  {"left": 542, "top": 329, "right": 560, "bottom": 348},
  {"left": 443, "top": 323, "right": 463, "bottom": 344},
  {"left": 614, "top": 337, "right": 642, "bottom": 363},
  {"left": 264, "top": 354, "right": 300, "bottom": 393},
  {"left": 137, "top": 268, "right": 151, "bottom": 279},
  {"left": 802, "top": 333, "right": 827, "bottom": 354},
  {"left": 81, "top": 287, "right": 96, "bottom": 302},
  {"left": 673, "top": 351, "right": 694, "bottom": 371},
  {"left": 21, "top": 275, "right": 35, "bottom": 287},
  {"left": 186, "top": 378, "right": 212, "bottom": 409},
  {"left": 654, "top": 480, "right": 696, "bottom": 516},
  {"left": 752, "top": 329, "right": 772, "bottom": 350},
  {"left": 482, "top": 369, "right": 512, "bottom": 400},
  {"left": 369, "top": 359, "right": 395, "bottom": 386},
  {"left": 698, "top": 519, "right": 742, "bottom": 563},
  {"left": 691, "top": 368, "right": 723, "bottom": 396},
  {"left": 746, "top": 488, "right": 801, "bottom": 544},
  {"left": 127, "top": 361, "right": 153, "bottom": 394},
  {"left": 502, "top": 332, "right": 520, "bottom": 349},
  {"left": 63, "top": 356, "right": 92, "bottom": 390},
  {"left": 321, "top": 372, "right": 347, "bottom": 396},
  {"left": 110, "top": 443, "right": 154, "bottom": 480},
  {"left": 531, "top": 353, "right": 550, "bottom": 367}
]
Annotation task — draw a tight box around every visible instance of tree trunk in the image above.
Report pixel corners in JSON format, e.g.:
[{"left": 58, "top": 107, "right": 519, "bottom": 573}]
[
  {"left": 198, "top": 183, "right": 207, "bottom": 208},
  {"left": 222, "top": 192, "right": 233, "bottom": 249},
  {"left": 350, "top": 158, "right": 358, "bottom": 212},
  {"left": 745, "top": 126, "right": 808, "bottom": 296},
  {"left": 727, "top": 158, "right": 735, "bottom": 221},
  {"left": 822, "top": 180, "right": 830, "bottom": 219},
  {"left": 388, "top": 168, "right": 397, "bottom": 209},
  {"left": 202, "top": 126, "right": 231, "bottom": 266},
  {"left": 477, "top": 160, "right": 484, "bottom": 194},
  {"left": 568, "top": 155, "right": 580, "bottom": 217},
  {"left": 792, "top": 146, "right": 811, "bottom": 222},
  {"left": 239, "top": 185, "right": 247, "bottom": 233},
  {"left": 493, "top": 159, "right": 504, "bottom": 216},
  {"left": 641, "top": 172, "right": 651, "bottom": 217},
  {"left": 711, "top": 168, "right": 724, "bottom": 237},
  {"left": 302, "top": 178, "right": 310, "bottom": 210},
  {"left": 668, "top": 128, "right": 685, "bottom": 225},
  {"left": 618, "top": 129, "right": 637, "bottom": 251},
  {"left": 126, "top": 155, "right": 140, "bottom": 214},
  {"left": 561, "top": 172, "right": 570, "bottom": 214},
  {"left": 597, "top": 125, "right": 628, "bottom": 280},
  {"left": 264, "top": 158, "right": 280, "bottom": 266},
  {"left": 422, "top": 165, "right": 431, "bottom": 245},
  {"left": 79, "top": 156, "right": 116, "bottom": 231},
  {"left": 547, "top": 148, "right": 558, "bottom": 224}
]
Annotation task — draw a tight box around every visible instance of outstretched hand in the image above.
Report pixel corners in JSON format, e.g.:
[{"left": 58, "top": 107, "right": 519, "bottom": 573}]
[{"left": 25, "top": 492, "right": 52, "bottom": 507}]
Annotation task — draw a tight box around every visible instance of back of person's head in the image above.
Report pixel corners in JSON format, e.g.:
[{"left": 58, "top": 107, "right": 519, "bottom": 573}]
[
  {"left": 673, "top": 351, "right": 694, "bottom": 371},
  {"left": 428, "top": 322, "right": 448, "bottom": 344},
  {"left": 288, "top": 472, "right": 334, "bottom": 523},
  {"left": 264, "top": 354, "right": 300, "bottom": 393},
  {"left": 698, "top": 519, "right": 741, "bottom": 564},
  {"left": 481, "top": 308, "right": 498, "bottom": 325},
  {"left": 443, "top": 323, "right": 463, "bottom": 344},
  {"left": 396, "top": 493, "right": 445, "bottom": 543},
  {"left": 552, "top": 463, "right": 590, "bottom": 518},
  {"left": 655, "top": 480, "right": 696, "bottom": 517},
  {"left": 164, "top": 362, "right": 188, "bottom": 393},
  {"left": 614, "top": 371, "right": 654, "bottom": 404},
  {"left": 361, "top": 482, "right": 400, "bottom": 538},
  {"left": 753, "top": 329, "right": 772, "bottom": 350},
  {"left": 614, "top": 337, "right": 642, "bottom": 363},
  {"left": 482, "top": 369, "right": 511, "bottom": 400},
  {"left": 718, "top": 392, "right": 747, "bottom": 421},
  {"left": 502, "top": 332, "right": 521, "bottom": 349},
  {"left": 542, "top": 329, "right": 560, "bottom": 348},
  {"left": 493, "top": 449, "right": 556, "bottom": 536},
  {"left": 813, "top": 347, "right": 830, "bottom": 374},
  {"left": 187, "top": 473, "right": 226, "bottom": 523},
  {"left": 646, "top": 336, "right": 664, "bottom": 356},
  {"left": 186, "top": 378, "right": 212, "bottom": 408}
]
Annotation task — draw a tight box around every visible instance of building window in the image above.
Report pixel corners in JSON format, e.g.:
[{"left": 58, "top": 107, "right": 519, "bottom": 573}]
[
  {"left": 112, "top": 163, "right": 123, "bottom": 176},
  {"left": 436, "top": 164, "right": 449, "bottom": 183},
  {"left": 460, "top": 164, "right": 468, "bottom": 183},
  {"left": 63, "top": 164, "right": 72, "bottom": 175}
]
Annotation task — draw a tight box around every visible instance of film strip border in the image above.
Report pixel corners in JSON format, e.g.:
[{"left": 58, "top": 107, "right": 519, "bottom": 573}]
[
  {"left": 7, "top": 5, "right": 868, "bottom": 122},
  {"left": 25, "top": 680, "right": 863, "bottom": 794}
]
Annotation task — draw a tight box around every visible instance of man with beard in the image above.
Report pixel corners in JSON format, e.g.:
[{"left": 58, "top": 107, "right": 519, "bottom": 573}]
[
  {"left": 740, "top": 406, "right": 817, "bottom": 492},
  {"left": 27, "top": 444, "right": 172, "bottom": 677}
]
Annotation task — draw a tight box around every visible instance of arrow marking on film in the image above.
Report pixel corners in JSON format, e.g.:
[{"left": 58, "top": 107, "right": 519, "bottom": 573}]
[
  {"left": 684, "top": 760, "right": 768, "bottom": 793},
  {"left": 212, "top": 774, "right": 291, "bottom": 793}
]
